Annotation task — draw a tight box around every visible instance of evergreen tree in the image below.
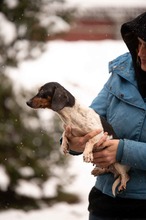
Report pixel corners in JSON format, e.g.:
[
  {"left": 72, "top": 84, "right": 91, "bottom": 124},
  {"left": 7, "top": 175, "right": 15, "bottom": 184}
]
[
  {"left": 0, "top": 0, "right": 75, "bottom": 68},
  {"left": 0, "top": 0, "right": 79, "bottom": 210}
]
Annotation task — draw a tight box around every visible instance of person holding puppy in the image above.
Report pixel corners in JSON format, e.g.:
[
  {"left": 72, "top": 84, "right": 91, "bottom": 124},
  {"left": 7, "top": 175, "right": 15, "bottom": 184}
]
[{"left": 63, "top": 12, "right": 146, "bottom": 219}]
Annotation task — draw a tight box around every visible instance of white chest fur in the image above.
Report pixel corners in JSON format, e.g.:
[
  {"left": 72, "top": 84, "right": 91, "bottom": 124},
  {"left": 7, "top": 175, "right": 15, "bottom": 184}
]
[
  {"left": 59, "top": 100, "right": 103, "bottom": 135},
  {"left": 58, "top": 99, "right": 130, "bottom": 196},
  {"left": 58, "top": 99, "right": 104, "bottom": 162}
]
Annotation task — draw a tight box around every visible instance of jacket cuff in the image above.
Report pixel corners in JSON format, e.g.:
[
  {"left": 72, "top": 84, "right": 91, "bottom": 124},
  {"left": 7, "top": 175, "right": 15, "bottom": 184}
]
[
  {"left": 116, "top": 139, "right": 124, "bottom": 162},
  {"left": 69, "top": 149, "right": 83, "bottom": 156}
]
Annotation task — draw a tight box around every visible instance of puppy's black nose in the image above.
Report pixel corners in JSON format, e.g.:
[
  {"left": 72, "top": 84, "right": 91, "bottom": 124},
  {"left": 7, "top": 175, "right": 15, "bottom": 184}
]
[{"left": 26, "top": 100, "right": 31, "bottom": 107}]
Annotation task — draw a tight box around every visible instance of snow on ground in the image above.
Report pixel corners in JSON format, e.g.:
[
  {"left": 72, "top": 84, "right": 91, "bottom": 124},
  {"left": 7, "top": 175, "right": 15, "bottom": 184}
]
[{"left": 3, "top": 39, "right": 128, "bottom": 220}]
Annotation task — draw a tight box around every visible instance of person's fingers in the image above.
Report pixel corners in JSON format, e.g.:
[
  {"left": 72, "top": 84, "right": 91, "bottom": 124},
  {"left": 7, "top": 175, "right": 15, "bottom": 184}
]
[
  {"left": 64, "top": 125, "right": 73, "bottom": 139},
  {"left": 83, "top": 129, "right": 103, "bottom": 143},
  {"left": 64, "top": 126, "right": 102, "bottom": 141},
  {"left": 94, "top": 132, "right": 108, "bottom": 148}
]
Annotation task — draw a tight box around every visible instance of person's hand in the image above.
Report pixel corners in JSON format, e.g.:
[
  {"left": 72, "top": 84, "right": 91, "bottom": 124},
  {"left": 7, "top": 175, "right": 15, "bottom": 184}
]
[
  {"left": 64, "top": 125, "right": 103, "bottom": 153},
  {"left": 92, "top": 139, "right": 120, "bottom": 168}
]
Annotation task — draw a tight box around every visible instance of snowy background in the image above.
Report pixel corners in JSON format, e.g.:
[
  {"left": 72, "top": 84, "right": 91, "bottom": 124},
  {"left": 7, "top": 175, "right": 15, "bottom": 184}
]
[
  {"left": 3, "top": 39, "right": 127, "bottom": 220},
  {"left": 1, "top": 0, "right": 142, "bottom": 219}
]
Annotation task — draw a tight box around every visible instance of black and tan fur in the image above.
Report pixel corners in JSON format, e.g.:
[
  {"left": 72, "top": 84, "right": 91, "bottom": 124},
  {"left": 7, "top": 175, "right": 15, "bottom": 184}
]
[{"left": 26, "top": 82, "right": 130, "bottom": 196}]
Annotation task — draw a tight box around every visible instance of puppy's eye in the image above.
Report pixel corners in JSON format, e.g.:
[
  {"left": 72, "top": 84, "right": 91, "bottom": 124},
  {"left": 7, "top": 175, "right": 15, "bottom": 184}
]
[
  {"left": 38, "top": 90, "right": 48, "bottom": 98},
  {"left": 41, "top": 94, "right": 48, "bottom": 98}
]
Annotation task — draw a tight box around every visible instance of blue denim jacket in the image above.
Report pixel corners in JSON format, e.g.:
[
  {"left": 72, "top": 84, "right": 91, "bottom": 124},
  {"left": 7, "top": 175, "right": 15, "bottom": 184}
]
[{"left": 90, "top": 52, "right": 146, "bottom": 199}]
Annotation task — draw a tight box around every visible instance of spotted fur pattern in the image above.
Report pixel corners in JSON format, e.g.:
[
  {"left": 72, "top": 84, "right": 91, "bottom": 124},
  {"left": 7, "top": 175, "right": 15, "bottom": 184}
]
[{"left": 26, "top": 82, "right": 130, "bottom": 196}]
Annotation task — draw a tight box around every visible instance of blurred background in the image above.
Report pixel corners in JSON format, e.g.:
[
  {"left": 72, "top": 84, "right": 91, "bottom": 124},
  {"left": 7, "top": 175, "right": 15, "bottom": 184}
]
[{"left": 0, "top": 0, "right": 146, "bottom": 219}]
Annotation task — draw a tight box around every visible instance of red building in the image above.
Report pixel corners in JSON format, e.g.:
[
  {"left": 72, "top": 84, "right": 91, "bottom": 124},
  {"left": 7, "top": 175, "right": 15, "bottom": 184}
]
[{"left": 48, "top": 5, "right": 146, "bottom": 41}]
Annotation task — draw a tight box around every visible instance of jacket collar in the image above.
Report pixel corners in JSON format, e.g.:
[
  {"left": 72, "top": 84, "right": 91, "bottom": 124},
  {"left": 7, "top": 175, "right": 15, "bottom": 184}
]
[
  {"left": 108, "top": 52, "right": 146, "bottom": 109},
  {"left": 109, "top": 52, "right": 137, "bottom": 87}
]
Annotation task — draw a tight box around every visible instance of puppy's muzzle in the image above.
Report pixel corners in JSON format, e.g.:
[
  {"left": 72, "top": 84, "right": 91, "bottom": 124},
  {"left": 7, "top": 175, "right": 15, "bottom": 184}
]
[{"left": 26, "top": 100, "right": 33, "bottom": 108}]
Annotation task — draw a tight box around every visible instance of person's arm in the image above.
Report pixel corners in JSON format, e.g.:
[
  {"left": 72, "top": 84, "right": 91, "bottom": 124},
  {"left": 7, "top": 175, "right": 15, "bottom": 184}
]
[
  {"left": 92, "top": 138, "right": 146, "bottom": 171},
  {"left": 63, "top": 125, "right": 103, "bottom": 155},
  {"left": 89, "top": 82, "right": 110, "bottom": 117},
  {"left": 92, "top": 139, "right": 119, "bottom": 168},
  {"left": 117, "top": 139, "right": 146, "bottom": 170}
]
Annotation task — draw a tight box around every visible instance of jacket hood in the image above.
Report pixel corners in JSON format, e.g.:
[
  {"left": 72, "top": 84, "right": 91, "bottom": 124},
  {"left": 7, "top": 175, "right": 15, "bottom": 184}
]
[
  {"left": 121, "top": 12, "right": 146, "bottom": 63},
  {"left": 121, "top": 12, "right": 146, "bottom": 98},
  {"left": 121, "top": 12, "right": 146, "bottom": 42}
]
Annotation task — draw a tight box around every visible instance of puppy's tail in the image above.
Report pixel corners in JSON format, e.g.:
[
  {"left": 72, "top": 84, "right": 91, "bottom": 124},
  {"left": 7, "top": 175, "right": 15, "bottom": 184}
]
[{"left": 112, "top": 176, "right": 120, "bottom": 197}]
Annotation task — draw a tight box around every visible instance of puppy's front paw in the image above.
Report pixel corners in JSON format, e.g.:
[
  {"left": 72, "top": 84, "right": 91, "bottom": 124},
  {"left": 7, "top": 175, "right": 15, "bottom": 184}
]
[
  {"left": 61, "top": 140, "right": 69, "bottom": 155},
  {"left": 83, "top": 151, "right": 93, "bottom": 163},
  {"left": 62, "top": 146, "right": 69, "bottom": 154}
]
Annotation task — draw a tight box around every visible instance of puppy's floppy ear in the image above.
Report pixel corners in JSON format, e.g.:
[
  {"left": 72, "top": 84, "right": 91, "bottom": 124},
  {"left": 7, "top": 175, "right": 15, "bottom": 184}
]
[{"left": 51, "top": 87, "right": 69, "bottom": 111}]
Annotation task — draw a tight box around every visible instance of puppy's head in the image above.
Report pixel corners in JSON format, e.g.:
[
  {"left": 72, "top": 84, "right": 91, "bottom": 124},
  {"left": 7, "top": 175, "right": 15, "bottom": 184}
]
[{"left": 26, "top": 82, "right": 75, "bottom": 112}]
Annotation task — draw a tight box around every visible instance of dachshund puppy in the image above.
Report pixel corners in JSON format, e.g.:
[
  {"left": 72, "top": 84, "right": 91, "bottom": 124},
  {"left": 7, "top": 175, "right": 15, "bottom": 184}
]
[{"left": 26, "top": 82, "right": 130, "bottom": 196}]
